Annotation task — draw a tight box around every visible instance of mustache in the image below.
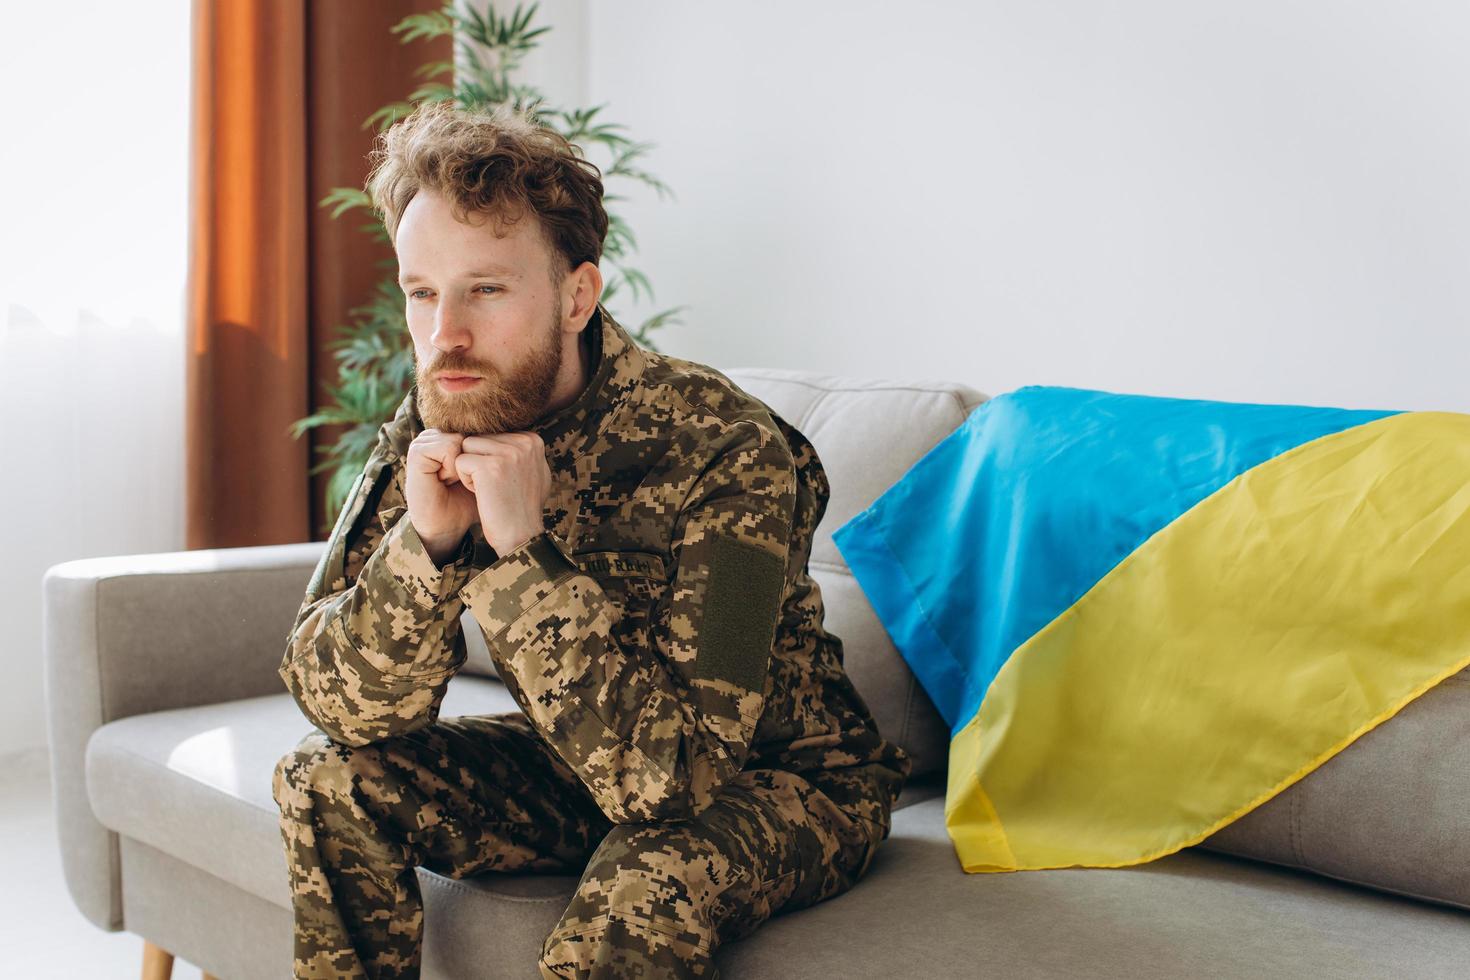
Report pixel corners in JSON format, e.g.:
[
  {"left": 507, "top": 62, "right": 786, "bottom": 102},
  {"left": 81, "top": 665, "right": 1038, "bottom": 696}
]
[{"left": 423, "top": 357, "right": 494, "bottom": 377}]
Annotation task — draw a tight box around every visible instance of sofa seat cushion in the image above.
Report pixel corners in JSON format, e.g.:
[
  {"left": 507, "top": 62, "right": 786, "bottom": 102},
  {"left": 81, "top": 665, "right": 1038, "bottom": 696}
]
[
  {"left": 419, "top": 798, "right": 1470, "bottom": 979},
  {"left": 715, "top": 797, "right": 1470, "bottom": 979},
  {"left": 84, "top": 674, "right": 1470, "bottom": 976},
  {"left": 82, "top": 674, "right": 944, "bottom": 914},
  {"left": 83, "top": 674, "right": 508, "bottom": 908}
]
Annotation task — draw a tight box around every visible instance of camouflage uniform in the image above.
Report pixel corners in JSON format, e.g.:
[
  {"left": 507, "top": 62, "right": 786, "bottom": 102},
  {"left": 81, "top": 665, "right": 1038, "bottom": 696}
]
[{"left": 272, "top": 303, "right": 911, "bottom": 979}]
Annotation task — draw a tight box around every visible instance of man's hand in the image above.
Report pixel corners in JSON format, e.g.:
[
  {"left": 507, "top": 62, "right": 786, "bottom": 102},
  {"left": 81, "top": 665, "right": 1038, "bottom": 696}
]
[
  {"left": 455, "top": 431, "right": 552, "bottom": 557},
  {"left": 404, "top": 428, "right": 480, "bottom": 565}
]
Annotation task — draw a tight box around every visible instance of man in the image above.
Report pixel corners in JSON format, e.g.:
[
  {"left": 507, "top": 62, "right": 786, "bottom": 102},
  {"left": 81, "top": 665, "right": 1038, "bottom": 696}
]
[{"left": 272, "top": 98, "right": 910, "bottom": 979}]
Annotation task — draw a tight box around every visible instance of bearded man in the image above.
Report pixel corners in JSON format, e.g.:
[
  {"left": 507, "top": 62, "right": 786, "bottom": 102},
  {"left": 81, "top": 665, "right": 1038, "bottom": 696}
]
[{"left": 271, "top": 98, "right": 910, "bottom": 980}]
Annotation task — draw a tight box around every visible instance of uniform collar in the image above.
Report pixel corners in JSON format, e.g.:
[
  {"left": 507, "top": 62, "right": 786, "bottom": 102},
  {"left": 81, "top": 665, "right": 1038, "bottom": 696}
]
[
  {"left": 388, "top": 301, "right": 645, "bottom": 462},
  {"left": 528, "top": 301, "right": 646, "bottom": 460}
]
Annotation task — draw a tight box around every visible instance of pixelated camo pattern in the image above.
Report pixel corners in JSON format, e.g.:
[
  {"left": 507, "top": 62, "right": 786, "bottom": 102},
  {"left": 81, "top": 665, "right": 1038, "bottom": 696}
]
[{"left": 275, "top": 303, "right": 912, "bottom": 977}]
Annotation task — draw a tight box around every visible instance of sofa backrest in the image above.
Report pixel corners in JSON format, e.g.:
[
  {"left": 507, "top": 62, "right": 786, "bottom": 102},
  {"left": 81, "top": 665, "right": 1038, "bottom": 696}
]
[{"left": 726, "top": 368, "right": 988, "bottom": 778}]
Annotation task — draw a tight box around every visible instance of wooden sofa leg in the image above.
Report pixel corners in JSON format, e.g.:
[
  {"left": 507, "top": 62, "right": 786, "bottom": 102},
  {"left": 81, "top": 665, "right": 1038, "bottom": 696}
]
[{"left": 141, "top": 940, "right": 174, "bottom": 980}]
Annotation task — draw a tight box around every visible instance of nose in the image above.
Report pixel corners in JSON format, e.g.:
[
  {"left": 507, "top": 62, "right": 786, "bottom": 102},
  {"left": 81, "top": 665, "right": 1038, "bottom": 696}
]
[{"left": 429, "top": 299, "right": 473, "bottom": 353}]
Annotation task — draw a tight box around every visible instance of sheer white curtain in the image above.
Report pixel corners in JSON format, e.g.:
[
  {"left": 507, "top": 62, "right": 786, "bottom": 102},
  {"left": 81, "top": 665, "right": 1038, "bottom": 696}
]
[{"left": 0, "top": 1, "right": 191, "bottom": 754}]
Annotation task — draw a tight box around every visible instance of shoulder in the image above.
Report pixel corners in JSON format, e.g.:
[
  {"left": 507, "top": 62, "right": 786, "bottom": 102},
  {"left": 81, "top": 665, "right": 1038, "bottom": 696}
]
[
  {"left": 633, "top": 349, "right": 793, "bottom": 460},
  {"left": 628, "top": 350, "right": 835, "bottom": 520}
]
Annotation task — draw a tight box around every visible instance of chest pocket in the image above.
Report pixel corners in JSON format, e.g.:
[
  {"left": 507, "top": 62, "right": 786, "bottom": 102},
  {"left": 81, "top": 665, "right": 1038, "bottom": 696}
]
[{"left": 574, "top": 549, "right": 671, "bottom": 626}]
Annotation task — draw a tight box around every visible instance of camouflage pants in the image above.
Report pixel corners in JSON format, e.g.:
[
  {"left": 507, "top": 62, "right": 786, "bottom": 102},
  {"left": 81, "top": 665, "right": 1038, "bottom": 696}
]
[{"left": 271, "top": 711, "right": 881, "bottom": 979}]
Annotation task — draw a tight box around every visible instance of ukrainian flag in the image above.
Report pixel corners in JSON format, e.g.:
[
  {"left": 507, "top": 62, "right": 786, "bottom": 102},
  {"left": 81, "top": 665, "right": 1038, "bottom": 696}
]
[{"left": 833, "top": 386, "right": 1470, "bottom": 872}]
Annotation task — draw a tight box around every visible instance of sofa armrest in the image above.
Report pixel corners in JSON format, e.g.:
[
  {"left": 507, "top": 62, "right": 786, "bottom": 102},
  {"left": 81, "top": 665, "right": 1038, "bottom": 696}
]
[{"left": 41, "top": 540, "right": 323, "bottom": 931}]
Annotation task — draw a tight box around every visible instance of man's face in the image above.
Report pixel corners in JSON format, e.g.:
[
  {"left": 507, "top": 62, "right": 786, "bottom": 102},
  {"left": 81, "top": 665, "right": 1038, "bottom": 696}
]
[{"left": 396, "top": 188, "right": 567, "bottom": 435}]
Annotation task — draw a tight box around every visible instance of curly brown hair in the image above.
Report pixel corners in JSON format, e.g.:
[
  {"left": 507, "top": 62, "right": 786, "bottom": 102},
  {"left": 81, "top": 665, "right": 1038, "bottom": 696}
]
[{"left": 365, "top": 99, "right": 608, "bottom": 283}]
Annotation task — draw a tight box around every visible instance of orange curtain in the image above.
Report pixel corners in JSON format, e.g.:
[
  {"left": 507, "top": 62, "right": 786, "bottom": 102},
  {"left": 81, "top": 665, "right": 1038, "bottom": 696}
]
[{"left": 185, "top": 0, "right": 449, "bottom": 549}]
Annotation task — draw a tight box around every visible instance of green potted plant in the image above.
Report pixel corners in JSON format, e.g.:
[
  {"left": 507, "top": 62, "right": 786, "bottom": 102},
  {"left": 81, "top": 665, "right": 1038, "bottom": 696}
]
[{"left": 290, "top": 0, "right": 684, "bottom": 534}]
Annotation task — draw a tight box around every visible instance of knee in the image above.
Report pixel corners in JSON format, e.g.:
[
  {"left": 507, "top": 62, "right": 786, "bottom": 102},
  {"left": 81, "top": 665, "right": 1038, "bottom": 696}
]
[
  {"left": 539, "top": 827, "right": 723, "bottom": 977},
  {"left": 271, "top": 730, "right": 344, "bottom": 811},
  {"left": 580, "top": 825, "right": 721, "bottom": 916}
]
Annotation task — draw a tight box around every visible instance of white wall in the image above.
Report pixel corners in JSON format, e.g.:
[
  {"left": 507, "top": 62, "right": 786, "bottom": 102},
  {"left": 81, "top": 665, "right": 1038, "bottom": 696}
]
[
  {"left": 584, "top": 1, "right": 1469, "bottom": 413},
  {"left": 3, "top": 1, "right": 1465, "bottom": 756},
  {"left": 0, "top": 2, "right": 190, "bottom": 754},
  {"left": 461, "top": 0, "right": 590, "bottom": 112}
]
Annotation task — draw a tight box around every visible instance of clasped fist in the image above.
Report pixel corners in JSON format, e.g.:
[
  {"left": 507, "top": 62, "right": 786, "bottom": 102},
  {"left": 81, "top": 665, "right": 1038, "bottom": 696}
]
[{"left": 404, "top": 428, "right": 552, "bottom": 564}]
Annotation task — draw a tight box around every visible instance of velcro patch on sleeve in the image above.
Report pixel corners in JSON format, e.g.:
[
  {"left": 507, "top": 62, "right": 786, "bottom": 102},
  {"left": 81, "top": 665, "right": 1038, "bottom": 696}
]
[{"left": 694, "top": 534, "right": 785, "bottom": 693}]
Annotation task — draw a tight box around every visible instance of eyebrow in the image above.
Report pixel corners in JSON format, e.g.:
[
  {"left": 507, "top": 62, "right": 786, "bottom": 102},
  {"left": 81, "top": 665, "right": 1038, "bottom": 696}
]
[{"left": 398, "top": 267, "right": 522, "bottom": 285}]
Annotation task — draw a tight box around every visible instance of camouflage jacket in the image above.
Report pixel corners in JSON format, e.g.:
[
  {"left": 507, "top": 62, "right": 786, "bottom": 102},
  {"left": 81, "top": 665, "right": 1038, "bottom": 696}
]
[{"left": 280, "top": 303, "right": 912, "bottom": 833}]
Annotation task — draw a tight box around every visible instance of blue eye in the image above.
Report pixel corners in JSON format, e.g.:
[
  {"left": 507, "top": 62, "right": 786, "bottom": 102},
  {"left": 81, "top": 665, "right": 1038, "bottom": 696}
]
[{"left": 406, "top": 286, "right": 499, "bottom": 300}]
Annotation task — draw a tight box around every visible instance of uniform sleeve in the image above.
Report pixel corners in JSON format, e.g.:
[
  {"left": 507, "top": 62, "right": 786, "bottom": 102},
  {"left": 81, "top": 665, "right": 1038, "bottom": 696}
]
[
  {"left": 459, "top": 420, "right": 797, "bottom": 824},
  {"left": 278, "top": 452, "right": 481, "bottom": 747}
]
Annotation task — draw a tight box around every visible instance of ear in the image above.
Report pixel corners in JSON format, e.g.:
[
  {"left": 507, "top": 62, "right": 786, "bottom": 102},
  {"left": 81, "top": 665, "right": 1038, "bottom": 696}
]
[{"left": 564, "top": 260, "right": 604, "bottom": 328}]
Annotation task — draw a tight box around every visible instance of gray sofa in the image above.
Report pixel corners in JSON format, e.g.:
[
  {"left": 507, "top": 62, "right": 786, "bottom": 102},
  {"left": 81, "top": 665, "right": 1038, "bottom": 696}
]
[{"left": 43, "top": 368, "right": 1470, "bottom": 979}]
